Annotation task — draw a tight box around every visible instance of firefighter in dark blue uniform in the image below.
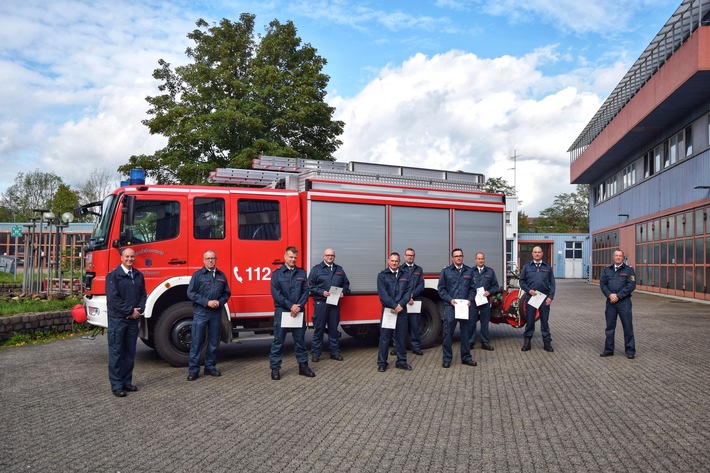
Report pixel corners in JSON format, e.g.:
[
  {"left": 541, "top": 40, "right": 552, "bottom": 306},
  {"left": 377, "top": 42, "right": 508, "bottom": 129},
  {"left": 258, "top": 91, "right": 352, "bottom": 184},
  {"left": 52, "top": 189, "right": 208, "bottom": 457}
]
[
  {"left": 520, "top": 246, "right": 556, "bottom": 352},
  {"left": 437, "top": 249, "right": 477, "bottom": 368},
  {"left": 269, "top": 246, "right": 315, "bottom": 380},
  {"left": 398, "top": 248, "right": 425, "bottom": 355},
  {"left": 468, "top": 252, "right": 500, "bottom": 351},
  {"left": 600, "top": 249, "right": 637, "bottom": 359},
  {"left": 186, "top": 250, "right": 231, "bottom": 381},
  {"left": 106, "top": 247, "right": 147, "bottom": 397},
  {"left": 376, "top": 252, "right": 413, "bottom": 372},
  {"left": 308, "top": 248, "right": 350, "bottom": 362}
]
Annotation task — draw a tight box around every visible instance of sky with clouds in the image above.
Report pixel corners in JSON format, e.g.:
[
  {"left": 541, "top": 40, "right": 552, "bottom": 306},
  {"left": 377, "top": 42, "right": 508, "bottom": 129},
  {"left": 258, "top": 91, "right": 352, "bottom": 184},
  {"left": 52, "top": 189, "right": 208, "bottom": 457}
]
[{"left": 0, "top": 0, "right": 680, "bottom": 215}]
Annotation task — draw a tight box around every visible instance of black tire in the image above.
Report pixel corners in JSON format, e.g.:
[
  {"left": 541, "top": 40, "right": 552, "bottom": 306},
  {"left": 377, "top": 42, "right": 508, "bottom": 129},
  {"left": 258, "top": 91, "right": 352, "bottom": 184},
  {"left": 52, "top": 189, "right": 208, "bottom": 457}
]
[
  {"left": 417, "top": 297, "right": 442, "bottom": 348},
  {"left": 153, "top": 301, "right": 213, "bottom": 367},
  {"left": 341, "top": 323, "right": 380, "bottom": 345}
]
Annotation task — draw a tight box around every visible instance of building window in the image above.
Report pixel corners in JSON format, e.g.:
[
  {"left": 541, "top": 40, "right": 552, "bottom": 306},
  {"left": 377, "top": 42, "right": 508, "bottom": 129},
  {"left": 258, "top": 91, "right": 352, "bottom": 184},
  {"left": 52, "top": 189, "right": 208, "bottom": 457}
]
[
  {"left": 644, "top": 151, "right": 655, "bottom": 178},
  {"left": 707, "top": 114, "right": 710, "bottom": 146},
  {"left": 685, "top": 125, "right": 693, "bottom": 157},
  {"left": 622, "top": 164, "right": 636, "bottom": 189},
  {"left": 632, "top": 206, "right": 709, "bottom": 298},
  {"left": 565, "top": 241, "right": 582, "bottom": 259}
]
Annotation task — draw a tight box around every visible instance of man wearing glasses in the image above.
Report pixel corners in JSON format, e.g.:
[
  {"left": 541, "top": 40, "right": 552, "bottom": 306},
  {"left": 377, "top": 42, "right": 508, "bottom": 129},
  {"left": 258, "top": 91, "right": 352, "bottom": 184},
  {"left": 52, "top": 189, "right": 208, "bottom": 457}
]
[
  {"left": 437, "top": 249, "right": 477, "bottom": 368},
  {"left": 186, "top": 250, "right": 231, "bottom": 381},
  {"left": 308, "top": 248, "right": 351, "bottom": 362}
]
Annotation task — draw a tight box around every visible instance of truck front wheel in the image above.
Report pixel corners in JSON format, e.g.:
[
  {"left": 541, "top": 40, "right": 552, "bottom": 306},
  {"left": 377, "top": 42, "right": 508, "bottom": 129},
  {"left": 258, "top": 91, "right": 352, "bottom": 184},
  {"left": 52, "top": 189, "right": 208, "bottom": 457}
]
[
  {"left": 153, "top": 301, "right": 208, "bottom": 367},
  {"left": 417, "top": 298, "right": 442, "bottom": 348}
]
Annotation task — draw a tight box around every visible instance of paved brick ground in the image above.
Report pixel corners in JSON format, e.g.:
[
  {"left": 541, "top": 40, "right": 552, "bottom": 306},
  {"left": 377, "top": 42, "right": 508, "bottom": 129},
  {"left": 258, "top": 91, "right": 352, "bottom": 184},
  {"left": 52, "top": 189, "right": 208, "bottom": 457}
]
[{"left": 1, "top": 280, "right": 708, "bottom": 472}]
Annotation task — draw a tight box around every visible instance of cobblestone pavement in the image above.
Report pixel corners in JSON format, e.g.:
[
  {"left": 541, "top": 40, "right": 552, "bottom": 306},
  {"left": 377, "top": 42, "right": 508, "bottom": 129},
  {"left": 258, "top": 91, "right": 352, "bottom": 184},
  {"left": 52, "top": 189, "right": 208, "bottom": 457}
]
[{"left": 1, "top": 280, "right": 709, "bottom": 472}]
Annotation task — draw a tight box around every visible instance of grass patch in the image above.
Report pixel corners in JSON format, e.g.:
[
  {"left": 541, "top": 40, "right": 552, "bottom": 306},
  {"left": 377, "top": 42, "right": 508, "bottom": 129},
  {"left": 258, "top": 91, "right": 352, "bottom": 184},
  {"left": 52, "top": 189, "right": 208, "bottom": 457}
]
[
  {"left": 0, "top": 324, "right": 96, "bottom": 348},
  {"left": 0, "top": 296, "right": 82, "bottom": 317},
  {"left": 0, "top": 272, "right": 21, "bottom": 283}
]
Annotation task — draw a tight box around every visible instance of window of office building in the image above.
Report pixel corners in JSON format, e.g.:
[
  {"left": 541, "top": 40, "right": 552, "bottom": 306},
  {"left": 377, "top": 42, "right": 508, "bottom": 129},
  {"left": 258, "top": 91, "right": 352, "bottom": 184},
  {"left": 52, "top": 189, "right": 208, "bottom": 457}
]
[
  {"left": 632, "top": 206, "right": 709, "bottom": 298},
  {"left": 685, "top": 125, "right": 693, "bottom": 157}
]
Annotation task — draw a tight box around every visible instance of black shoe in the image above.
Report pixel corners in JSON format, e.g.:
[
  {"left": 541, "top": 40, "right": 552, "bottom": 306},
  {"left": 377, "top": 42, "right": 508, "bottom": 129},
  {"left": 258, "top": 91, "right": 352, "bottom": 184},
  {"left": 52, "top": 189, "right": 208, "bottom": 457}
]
[
  {"left": 543, "top": 344, "right": 554, "bottom": 352},
  {"left": 600, "top": 352, "right": 614, "bottom": 357},
  {"left": 626, "top": 354, "right": 635, "bottom": 359},
  {"left": 396, "top": 363, "right": 413, "bottom": 371},
  {"left": 298, "top": 363, "right": 316, "bottom": 377},
  {"left": 481, "top": 343, "right": 494, "bottom": 351},
  {"left": 378, "top": 365, "right": 386, "bottom": 372},
  {"left": 122, "top": 384, "right": 138, "bottom": 392},
  {"left": 442, "top": 361, "right": 451, "bottom": 368},
  {"left": 205, "top": 369, "right": 221, "bottom": 377},
  {"left": 271, "top": 369, "right": 281, "bottom": 380},
  {"left": 390, "top": 348, "right": 397, "bottom": 356},
  {"left": 312, "top": 354, "right": 320, "bottom": 363},
  {"left": 412, "top": 349, "right": 424, "bottom": 356},
  {"left": 462, "top": 359, "right": 478, "bottom": 366},
  {"left": 522, "top": 337, "right": 531, "bottom": 352},
  {"left": 187, "top": 373, "right": 199, "bottom": 381},
  {"left": 112, "top": 390, "right": 127, "bottom": 397},
  {"left": 330, "top": 354, "right": 344, "bottom": 361}
]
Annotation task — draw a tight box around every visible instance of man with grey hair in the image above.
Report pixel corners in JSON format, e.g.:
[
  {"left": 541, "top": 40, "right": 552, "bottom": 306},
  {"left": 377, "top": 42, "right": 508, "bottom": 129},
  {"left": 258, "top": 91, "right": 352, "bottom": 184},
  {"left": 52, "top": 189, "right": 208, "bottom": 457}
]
[
  {"left": 187, "top": 250, "right": 231, "bottom": 381},
  {"left": 600, "top": 249, "right": 636, "bottom": 359}
]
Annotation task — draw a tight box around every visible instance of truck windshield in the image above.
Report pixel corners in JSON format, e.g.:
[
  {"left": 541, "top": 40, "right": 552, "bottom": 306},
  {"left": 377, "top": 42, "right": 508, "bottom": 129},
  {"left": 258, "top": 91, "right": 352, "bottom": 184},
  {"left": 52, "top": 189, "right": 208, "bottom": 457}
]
[{"left": 87, "top": 194, "right": 117, "bottom": 250}]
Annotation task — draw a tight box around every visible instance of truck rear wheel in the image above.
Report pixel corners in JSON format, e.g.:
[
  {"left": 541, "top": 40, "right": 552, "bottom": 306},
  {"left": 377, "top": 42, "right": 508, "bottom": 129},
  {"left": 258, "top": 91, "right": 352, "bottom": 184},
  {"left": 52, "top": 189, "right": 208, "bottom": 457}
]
[
  {"left": 417, "top": 298, "right": 442, "bottom": 348},
  {"left": 154, "top": 301, "right": 211, "bottom": 367}
]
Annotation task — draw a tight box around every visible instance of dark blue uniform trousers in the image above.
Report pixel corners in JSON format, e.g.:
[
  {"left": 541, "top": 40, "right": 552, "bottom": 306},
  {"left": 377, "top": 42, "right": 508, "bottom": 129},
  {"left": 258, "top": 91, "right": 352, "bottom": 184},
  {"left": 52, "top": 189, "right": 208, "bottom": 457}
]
[
  {"left": 378, "top": 312, "right": 407, "bottom": 367},
  {"left": 188, "top": 309, "right": 222, "bottom": 374},
  {"left": 523, "top": 301, "right": 551, "bottom": 343},
  {"left": 107, "top": 316, "right": 139, "bottom": 391},
  {"left": 604, "top": 298, "right": 635, "bottom": 356},
  {"left": 442, "top": 307, "right": 472, "bottom": 363},
  {"left": 468, "top": 303, "right": 491, "bottom": 346},
  {"left": 311, "top": 300, "right": 341, "bottom": 357},
  {"left": 269, "top": 310, "right": 308, "bottom": 370}
]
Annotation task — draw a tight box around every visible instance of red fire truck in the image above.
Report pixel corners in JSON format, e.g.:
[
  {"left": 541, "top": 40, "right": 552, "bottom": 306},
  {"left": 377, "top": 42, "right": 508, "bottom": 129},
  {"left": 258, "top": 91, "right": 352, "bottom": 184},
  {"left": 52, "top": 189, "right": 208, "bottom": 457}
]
[{"left": 78, "top": 156, "right": 509, "bottom": 366}]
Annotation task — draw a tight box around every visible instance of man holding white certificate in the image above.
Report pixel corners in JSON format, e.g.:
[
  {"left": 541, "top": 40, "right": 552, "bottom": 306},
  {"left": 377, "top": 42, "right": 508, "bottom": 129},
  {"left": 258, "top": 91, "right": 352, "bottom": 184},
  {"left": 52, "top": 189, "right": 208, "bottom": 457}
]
[
  {"left": 398, "top": 248, "right": 425, "bottom": 356},
  {"left": 268, "top": 246, "right": 315, "bottom": 380},
  {"left": 376, "top": 252, "right": 413, "bottom": 372},
  {"left": 308, "top": 248, "right": 351, "bottom": 362},
  {"left": 519, "top": 246, "right": 556, "bottom": 353},
  {"left": 437, "top": 249, "right": 477, "bottom": 368},
  {"left": 468, "top": 252, "right": 499, "bottom": 351}
]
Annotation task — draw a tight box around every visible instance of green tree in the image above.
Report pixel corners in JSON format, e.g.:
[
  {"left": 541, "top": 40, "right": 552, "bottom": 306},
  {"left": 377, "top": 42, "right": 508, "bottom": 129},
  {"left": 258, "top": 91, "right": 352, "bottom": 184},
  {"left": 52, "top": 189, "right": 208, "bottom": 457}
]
[
  {"left": 120, "top": 15, "right": 344, "bottom": 184},
  {"left": 0, "top": 170, "right": 64, "bottom": 221},
  {"left": 535, "top": 185, "right": 589, "bottom": 233},
  {"left": 518, "top": 210, "right": 531, "bottom": 233},
  {"left": 49, "top": 184, "right": 80, "bottom": 220},
  {"left": 484, "top": 176, "right": 516, "bottom": 196}
]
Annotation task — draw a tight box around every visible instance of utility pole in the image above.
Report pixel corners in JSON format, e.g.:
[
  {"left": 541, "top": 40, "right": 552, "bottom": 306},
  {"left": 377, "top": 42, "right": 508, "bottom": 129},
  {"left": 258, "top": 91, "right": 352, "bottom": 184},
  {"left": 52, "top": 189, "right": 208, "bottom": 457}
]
[{"left": 509, "top": 149, "right": 521, "bottom": 198}]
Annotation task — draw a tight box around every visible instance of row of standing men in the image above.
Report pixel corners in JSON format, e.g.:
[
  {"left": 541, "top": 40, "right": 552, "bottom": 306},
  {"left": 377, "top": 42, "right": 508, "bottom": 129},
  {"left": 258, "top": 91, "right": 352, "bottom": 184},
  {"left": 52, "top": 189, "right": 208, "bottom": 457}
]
[{"left": 104, "top": 244, "right": 635, "bottom": 394}]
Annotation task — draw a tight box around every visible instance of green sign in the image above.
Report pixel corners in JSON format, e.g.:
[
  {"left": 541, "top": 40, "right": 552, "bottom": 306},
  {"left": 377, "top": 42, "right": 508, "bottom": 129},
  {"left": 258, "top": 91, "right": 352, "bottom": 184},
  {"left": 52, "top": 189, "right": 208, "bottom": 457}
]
[{"left": 11, "top": 226, "right": 22, "bottom": 237}]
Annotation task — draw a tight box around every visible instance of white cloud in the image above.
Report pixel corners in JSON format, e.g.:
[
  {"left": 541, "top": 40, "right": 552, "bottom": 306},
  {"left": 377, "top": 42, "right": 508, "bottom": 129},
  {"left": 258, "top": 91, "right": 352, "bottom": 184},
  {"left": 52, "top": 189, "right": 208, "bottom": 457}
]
[
  {"left": 480, "top": 0, "right": 675, "bottom": 36},
  {"left": 332, "top": 49, "right": 604, "bottom": 215}
]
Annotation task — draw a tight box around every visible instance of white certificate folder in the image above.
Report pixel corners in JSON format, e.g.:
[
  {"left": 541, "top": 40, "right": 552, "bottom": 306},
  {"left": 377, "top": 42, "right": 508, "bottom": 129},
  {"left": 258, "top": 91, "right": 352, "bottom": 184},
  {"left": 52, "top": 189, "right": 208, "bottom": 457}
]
[{"left": 281, "top": 311, "right": 304, "bottom": 328}]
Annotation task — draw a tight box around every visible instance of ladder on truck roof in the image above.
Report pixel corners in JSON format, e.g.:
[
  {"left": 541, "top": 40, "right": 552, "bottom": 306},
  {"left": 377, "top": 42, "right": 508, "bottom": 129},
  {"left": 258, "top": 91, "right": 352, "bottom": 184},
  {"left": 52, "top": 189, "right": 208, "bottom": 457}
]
[{"left": 208, "top": 155, "right": 487, "bottom": 192}]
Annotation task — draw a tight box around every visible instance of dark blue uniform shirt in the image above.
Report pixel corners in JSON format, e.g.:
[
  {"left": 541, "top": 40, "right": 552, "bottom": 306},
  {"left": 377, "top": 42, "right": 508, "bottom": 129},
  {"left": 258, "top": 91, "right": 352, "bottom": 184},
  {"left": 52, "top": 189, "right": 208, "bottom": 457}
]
[
  {"left": 472, "top": 266, "right": 499, "bottom": 296},
  {"left": 187, "top": 266, "right": 231, "bottom": 315},
  {"left": 377, "top": 268, "right": 411, "bottom": 309},
  {"left": 271, "top": 265, "right": 309, "bottom": 311},
  {"left": 600, "top": 263, "right": 636, "bottom": 300},
  {"left": 308, "top": 262, "right": 351, "bottom": 301},
  {"left": 400, "top": 263, "right": 424, "bottom": 299},
  {"left": 519, "top": 260, "right": 555, "bottom": 300}
]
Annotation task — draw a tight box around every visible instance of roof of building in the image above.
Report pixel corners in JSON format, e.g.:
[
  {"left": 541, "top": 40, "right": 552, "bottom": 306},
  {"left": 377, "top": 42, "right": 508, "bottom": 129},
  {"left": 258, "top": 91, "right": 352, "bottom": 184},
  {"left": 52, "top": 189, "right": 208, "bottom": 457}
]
[{"left": 568, "top": 0, "right": 710, "bottom": 157}]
